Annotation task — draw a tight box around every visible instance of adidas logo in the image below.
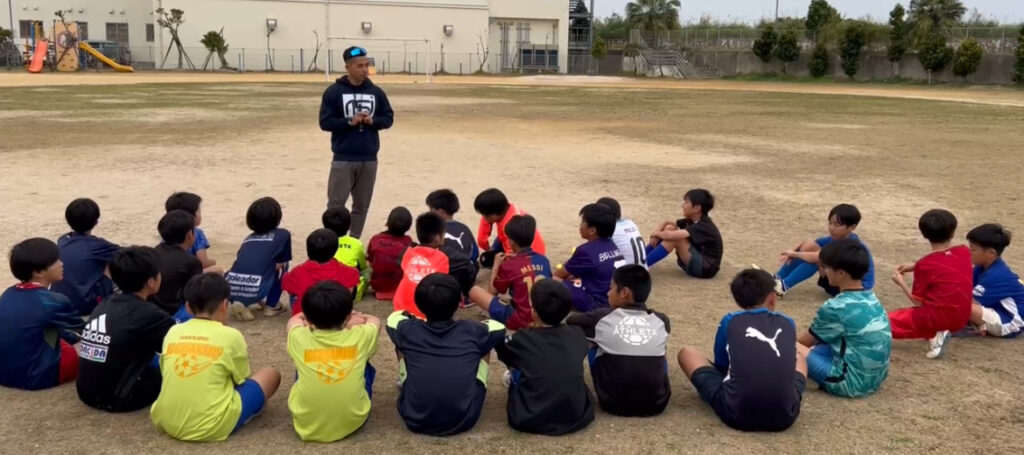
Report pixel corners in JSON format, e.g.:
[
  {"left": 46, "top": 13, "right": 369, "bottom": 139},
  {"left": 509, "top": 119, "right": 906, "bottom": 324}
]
[{"left": 81, "top": 314, "right": 111, "bottom": 345}]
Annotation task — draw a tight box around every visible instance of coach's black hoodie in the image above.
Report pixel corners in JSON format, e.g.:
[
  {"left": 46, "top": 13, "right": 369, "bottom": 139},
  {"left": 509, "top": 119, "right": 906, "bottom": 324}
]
[{"left": 319, "top": 76, "right": 394, "bottom": 162}]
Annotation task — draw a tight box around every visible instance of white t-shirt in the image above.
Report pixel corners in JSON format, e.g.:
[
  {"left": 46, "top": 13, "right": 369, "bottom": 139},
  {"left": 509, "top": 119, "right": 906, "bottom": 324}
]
[{"left": 611, "top": 218, "right": 647, "bottom": 267}]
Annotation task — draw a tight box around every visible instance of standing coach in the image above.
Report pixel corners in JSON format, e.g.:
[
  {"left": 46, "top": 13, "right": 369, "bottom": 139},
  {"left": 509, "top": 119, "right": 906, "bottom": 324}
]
[{"left": 319, "top": 46, "right": 394, "bottom": 238}]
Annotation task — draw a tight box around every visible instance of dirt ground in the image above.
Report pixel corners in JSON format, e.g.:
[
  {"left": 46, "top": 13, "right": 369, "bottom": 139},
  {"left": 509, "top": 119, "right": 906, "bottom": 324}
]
[{"left": 0, "top": 73, "right": 1022, "bottom": 454}]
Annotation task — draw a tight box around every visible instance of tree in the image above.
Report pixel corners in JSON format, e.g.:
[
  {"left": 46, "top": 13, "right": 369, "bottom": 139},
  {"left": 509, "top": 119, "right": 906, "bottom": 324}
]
[
  {"left": 752, "top": 26, "right": 778, "bottom": 64},
  {"left": 155, "top": 8, "right": 195, "bottom": 70},
  {"left": 774, "top": 29, "right": 800, "bottom": 74},
  {"left": 888, "top": 3, "right": 908, "bottom": 76},
  {"left": 475, "top": 30, "right": 490, "bottom": 73},
  {"left": 1014, "top": 25, "right": 1024, "bottom": 84},
  {"left": 625, "top": 0, "right": 682, "bottom": 31},
  {"left": 806, "top": 0, "right": 840, "bottom": 42},
  {"left": 809, "top": 42, "right": 829, "bottom": 77},
  {"left": 308, "top": 29, "right": 323, "bottom": 72},
  {"left": 623, "top": 43, "right": 641, "bottom": 76},
  {"left": 908, "top": 0, "right": 966, "bottom": 44},
  {"left": 839, "top": 22, "right": 867, "bottom": 79},
  {"left": 0, "top": 26, "right": 18, "bottom": 67},
  {"left": 952, "top": 37, "right": 983, "bottom": 80},
  {"left": 591, "top": 37, "right": 607, "bottom": 75},
  {"left": 200, "top": 29, "right": 234, "bottom": 71},
  {"left": 596, "top": 13, "right": 632, "bottom": 41},
  {"left": 918, "top": 32, "right": 953, "bottom": 83}
]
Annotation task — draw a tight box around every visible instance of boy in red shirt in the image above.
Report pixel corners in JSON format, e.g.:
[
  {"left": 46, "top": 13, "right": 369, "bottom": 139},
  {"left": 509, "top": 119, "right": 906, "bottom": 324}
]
[
  {"left": 474, "top": 188, "right": 546, "bottom": 268},
  {"left": 394, "top": 213, "right": 450, "bottom": 319},
  {"left": 889, "top": 209, "right": 973, "bottom": 359},
  {"left": 367, "top": 207, "right": 414, "bottom": 300},
  {"left": 283, "top": 229, "right": 360, "bottom": 315}
]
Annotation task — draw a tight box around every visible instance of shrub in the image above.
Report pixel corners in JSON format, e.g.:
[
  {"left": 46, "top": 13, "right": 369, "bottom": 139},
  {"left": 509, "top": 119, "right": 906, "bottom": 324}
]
[
  {"left": 809, "top": 42, "right": 829, "bottom": 78},
  {"left": 839, "top": 22, "right": 867, "bottom": 78},
  {"left": 952, "top": 38, "right": 983, "bottom": 80},
  {"left": 752, "top": 26, "right": 777, "bottom": 64},
  {"left": 774, "top": 29, "right": 801, "bottom": 74}
]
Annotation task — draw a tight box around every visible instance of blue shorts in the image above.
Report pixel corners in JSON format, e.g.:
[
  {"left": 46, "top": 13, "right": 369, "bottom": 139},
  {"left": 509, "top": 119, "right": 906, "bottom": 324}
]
[
  {"left": 806, "top": 344, "right": 834, "bottom": 386},
  {"left": 677, "top": 245, "right": 704, "bottom": 278},
  {"left": 173, "top": 304, "right": 193, "bottom": 324},
  {"left": 488, "top": 296, "right": 514, "bottom": 324},
  {"left": 232, "top": 379, "right": 266, "bottom": 433}
]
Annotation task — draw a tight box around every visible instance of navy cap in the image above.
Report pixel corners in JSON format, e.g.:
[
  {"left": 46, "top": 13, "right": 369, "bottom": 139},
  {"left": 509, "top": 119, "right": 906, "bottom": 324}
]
[{"left": 343, "top": 46, "right": 368, "bottom": 61}]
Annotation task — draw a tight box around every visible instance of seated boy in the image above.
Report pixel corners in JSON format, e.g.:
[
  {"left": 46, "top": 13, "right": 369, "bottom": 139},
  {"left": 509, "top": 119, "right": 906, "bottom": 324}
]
[
  {"left": 598, "top": 197, "right": 647, "bottom": 267},
  {"left": 387, "top": 273, "right": 506, "bottom": 436},
  {"left": 797, "top": 239, "right": 891, "bottom": 398},
  {"left": 496, "top": 279, "right": 595, "bottom": 435},
  {"left": 287, "top": 281, "right": 380, "bottom": 442},
  {"left": 0, "top": 238, "right": 85, "bottom": 390},
  {"left": 323, "top": 206, "right": 370, "bottom": 301},
  {"left": 77, "top": 246, "right": 175, "bottom": 412},
  {"left": 427, "top": 189, "right": 480, "bottom": 265},
  {"left": 367, "top": 207, "right": 414, "bottom": 300},
  {"left": 52, "top": 198, "right": 121, "bottom": 315},
  {"left": 678, "top": 269, "right": 806, "bottom": 432},
  {"left": 469, "top": 215, "right": 552, "bottom": 330},
  {"left": 151, "top": 273, "right": 281, "bottom": 441},
  {"left": 965, "top": 224, "right": 1024, "bottom": 337},
  {"left": 153, "top": 210, "right": 202, "bottom": 321},
  {"left": 888, "top": 209, "right": 973, "bottom": 359},
  {"left": 282, "top": 229, "right": 360, "bottom": 316},
  {"left": 227, "top": 197, "right": 292, "bottom": 320},
  {"left": 771, "top": 203, "right": 876, "bottom": 297},
  {"left": 165, "top": 191, "right": 220, "bottom": 273},
  {"left": 393, "top": 213, "right": 451, "bottom": 319},
  {"left": 646, "top": 189, "right": 723, "bottom": 279},
  {"left": 566, "top": 265, "right": 671, "bottom": 416},
  {"left": 474, "top": 188, "right": 547, "bottom": 267},
  {"left": 554, "top": 203, "right": 624, "bottom": 312}
]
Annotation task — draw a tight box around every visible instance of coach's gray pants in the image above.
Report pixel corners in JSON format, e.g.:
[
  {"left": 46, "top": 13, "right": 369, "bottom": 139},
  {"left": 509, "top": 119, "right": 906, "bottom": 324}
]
[{"left": 327, "top": 161, "right": 378, "bottom": 239}]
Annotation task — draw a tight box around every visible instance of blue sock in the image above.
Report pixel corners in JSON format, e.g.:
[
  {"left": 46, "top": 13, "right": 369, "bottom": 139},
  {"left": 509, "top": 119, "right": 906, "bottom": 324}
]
[
  {"left": 645, "top": 244, "right": 655, "bottom": 255},
  {"left": 646, "top": 245, "right": 670, "bottom": 267}
]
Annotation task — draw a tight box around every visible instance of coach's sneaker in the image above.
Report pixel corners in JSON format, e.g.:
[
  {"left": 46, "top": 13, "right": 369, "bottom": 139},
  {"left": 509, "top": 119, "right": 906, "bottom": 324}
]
[
  {"left": 263, "top": 303, "right": 287, "bottom": 317},
  {"left": 230, "top": 302, "right": 255, "bottom": 321},
  {"left": 926, "top": 331, "right": 951, "bottom": 359}
]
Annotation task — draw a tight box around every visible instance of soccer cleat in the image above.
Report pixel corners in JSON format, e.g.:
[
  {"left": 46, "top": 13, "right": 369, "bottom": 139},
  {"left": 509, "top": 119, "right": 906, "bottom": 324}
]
[
  {"left": 502, "top": 370, "right": 512, "bottom": 388},
  {"left": 926, "top": 331, "right": 951, "bottom": 359},
  {"left": 263, "top": 304, "right": 287, "bottom": 317},
  {"left": 230, "top": 302, "right": 255, "bottom": 321}
]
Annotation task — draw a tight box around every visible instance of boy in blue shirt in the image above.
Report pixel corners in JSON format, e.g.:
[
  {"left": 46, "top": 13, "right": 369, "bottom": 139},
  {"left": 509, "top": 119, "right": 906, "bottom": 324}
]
[
  {"left": 678, "top": 269, "right": 806, "bottom": 432},
  {"left": 554, "top": 203, "right": 625, "bottom": 312},
  {"left": 52, "top": 198, "right": 120, "bottom": 315},
  {"left": 0, "top": 238, "right": 86, "bottom": 390},
  {"left": 165, "top": 192, "right": 221, "bottom": 274},
  {"left": 965, "top": 224, "right": 1024, "bottom": 337},
  {"left": 227, "top": 197, "right": 292, "bottom": 320}
]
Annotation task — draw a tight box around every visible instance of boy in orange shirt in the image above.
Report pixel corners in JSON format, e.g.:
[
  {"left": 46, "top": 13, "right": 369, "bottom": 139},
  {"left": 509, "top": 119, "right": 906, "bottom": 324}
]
[
  {"left": 393, "top": 213, "right": 450, "bottom": 319},
  {"left": 474, "top": 188, "right": 546, "bottom": 268}
]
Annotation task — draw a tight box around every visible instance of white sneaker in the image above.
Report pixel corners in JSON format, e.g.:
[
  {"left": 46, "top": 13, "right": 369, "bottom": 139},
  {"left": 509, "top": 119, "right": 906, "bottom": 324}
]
[
  {"left": 926, "top": 331, "right": 951, "bottom": 359},
  {"left": 263, "top": 304, "right": 287, "bottom": 317},
  {"left": 501, "top": 370, "right": 513, "bottom": 388},
  {"left": 230, "top": 302, "right": 255, "bottom": 321},
  {"left": 752, "top": 264, "right": 786, "bottom": 298}
]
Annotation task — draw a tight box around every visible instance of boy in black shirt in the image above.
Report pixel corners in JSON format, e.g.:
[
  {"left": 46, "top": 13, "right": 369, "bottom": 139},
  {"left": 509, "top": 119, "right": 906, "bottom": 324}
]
[
  {"left": 77, "top": 246, "right": 175, "bottom": 412},
  {"left": 678, "top": 269, "right": 806, "bottom": 432},
  {"left": 646, "top": 189, "right": 723, "bottom": 278},
  {"left": 153, "top": 210, "right": 202, "bottom": 321},
  {"left": 496, "top": 279, "right": 594, "bottom": 435}
]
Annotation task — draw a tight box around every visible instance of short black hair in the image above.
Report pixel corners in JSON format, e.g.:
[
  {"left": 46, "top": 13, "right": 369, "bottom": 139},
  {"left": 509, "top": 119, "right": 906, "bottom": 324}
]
[
  {"left": 247, "top": 197, "right": 283, "bottom": 235},
  {"left": 612, "top": 264, "right": 652, "bottom": 303},
  {"left": 967, "top": 224, "right": 1012, "bottom": 255},
  {"left": 819, "top": 238, "right": 870, "bottom": 280},
  {"left": 596, "top": 197, "right": 622, "bottom": 220},
  {"left": 307, "top": 228, "right": 339, "bottom": 263},
  {"left": 415, "top": 212, "right": 446, "bottom": 245},
  {"left": 109, "top": 246, "right": 161, "bottom": 293},
  {"left": 165, "top": 192, "right": 202, "bottom": 216},
  {"left": 684, "top": 189, "right": 715, "bottom": 215},
  {"left": 580, "top": 203, "right": 616, "bottom": 239},
  {"left": 426, "top": 189, "right": 461, "bottom": 215},
  {"left": 158, "top": 210, "right": 195, "bottom": 246},
  {"left": 9, "top": 238, "right": 61, "bottom": 282},
  {"left": 504, "top": 215, "right": 536, "bottom": 249},
  {"left": 322, "top": 206, "right": 352, "bottom": 237},
  {"left": 531, "top": 279, "right": 572, "bottom": 326},
  {"left": 303, "top": 281, "right": 353, "bottom": 330},
  {"left": 918, "top": 209, "right": 958, "bottom": 244},
  {"left": 730, "top": 269, "right": 775, "bottom": 309},
  {"left": 828, "top": 203, "right": 861, "bottom": 227},
  {"left": 414, "top": 273, "right": 461, "bottom": 322},
  {"left": 473, "top": 188, "right": 509, "bottom": 217},
  {"left": 184, "top": 272, "right": 231, "bottom": 315},
  {"left": 386, "top": 206, "right": 413, "bottom": 236},
  {"left": 65, "top": 198, "right": 101, "bottom": 233}
]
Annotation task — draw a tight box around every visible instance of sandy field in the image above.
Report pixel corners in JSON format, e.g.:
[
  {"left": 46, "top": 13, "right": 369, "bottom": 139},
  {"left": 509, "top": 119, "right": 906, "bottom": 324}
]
[{"left": 0, "top": 72, "right": 1022, "bottom": 454}]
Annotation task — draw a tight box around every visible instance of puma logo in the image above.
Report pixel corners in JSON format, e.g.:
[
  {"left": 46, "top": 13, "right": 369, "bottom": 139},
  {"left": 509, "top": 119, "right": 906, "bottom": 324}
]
[
  {"left": 745, "top": 327, "right": 782, "bottom": 357},
  {"left": 445, "top": 231, "right": 465, "bottom": 249}
]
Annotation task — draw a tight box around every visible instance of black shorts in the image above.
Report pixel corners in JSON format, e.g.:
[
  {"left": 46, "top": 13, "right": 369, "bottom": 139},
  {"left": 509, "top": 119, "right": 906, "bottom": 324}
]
[{"left": 691, "top": 366, "right": 806, "bottom": 432}]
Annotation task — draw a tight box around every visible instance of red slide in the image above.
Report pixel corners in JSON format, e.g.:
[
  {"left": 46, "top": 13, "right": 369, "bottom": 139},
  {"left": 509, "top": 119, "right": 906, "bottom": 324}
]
[{"left": 28, "top": 40, "right": 48, "bottom": 73}]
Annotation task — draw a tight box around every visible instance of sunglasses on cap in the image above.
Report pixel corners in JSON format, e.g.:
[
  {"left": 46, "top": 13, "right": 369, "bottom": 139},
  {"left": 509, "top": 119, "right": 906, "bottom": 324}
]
[{"left": 345, "top": 47, "right": 367, "bottom": 60}]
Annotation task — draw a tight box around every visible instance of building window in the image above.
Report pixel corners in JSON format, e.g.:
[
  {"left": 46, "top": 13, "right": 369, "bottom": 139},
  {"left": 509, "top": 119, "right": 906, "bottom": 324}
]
[
  {"left": 146, "top": 24, "right": 155, "bottom": 42},
  {"left": 19, "top": 20, "right": 38, "bottom": 38},
  {"left": 77, "top": 22, "right": 89, "bottom": 40},
  {"left": 106, "top": 23, "right": 129, "bottom": 45}
]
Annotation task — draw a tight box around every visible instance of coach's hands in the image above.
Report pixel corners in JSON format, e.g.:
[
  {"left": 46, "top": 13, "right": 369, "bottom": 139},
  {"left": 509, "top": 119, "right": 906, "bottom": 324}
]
[{"left": 350, "top": 113, "right": 369, "bottom": 126}]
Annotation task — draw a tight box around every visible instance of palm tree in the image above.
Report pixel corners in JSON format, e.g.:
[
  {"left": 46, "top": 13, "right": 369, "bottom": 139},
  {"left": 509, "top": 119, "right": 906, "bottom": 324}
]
[
  {"left": 626, "top": 0, "right": 682, "bottom": 31},
  {"left": 909, "top": 0, "right": 967, "bottom": 38}
]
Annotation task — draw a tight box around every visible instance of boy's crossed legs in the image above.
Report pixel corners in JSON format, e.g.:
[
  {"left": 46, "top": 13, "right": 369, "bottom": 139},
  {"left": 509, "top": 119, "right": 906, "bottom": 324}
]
[{"left": 646, "top": 224, "right": 701, "bottom": 276}]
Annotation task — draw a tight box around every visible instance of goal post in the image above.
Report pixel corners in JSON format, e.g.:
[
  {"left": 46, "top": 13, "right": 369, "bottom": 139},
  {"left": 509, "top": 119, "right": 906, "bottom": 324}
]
[{"left": 326, "top": 37, "right": 432, "bottom": 83}]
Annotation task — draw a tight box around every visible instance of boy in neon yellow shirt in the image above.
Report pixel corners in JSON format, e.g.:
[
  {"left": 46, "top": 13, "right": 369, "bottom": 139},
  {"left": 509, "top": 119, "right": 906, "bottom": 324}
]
[
  {"left": 151, "top": 273, "right": 281, "bottom": 441},
  {"left": 323, "top": 206, "right": 371, "bottom": 301},
  {"left": 287, "top": 281, "right": 380, "bottom": 442}
]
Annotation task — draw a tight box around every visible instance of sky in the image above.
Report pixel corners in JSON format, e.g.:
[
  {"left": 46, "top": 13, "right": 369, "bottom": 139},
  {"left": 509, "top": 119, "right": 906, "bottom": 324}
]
[{"left": 594, "top": 1, "right": 1024, "bottom": 24}]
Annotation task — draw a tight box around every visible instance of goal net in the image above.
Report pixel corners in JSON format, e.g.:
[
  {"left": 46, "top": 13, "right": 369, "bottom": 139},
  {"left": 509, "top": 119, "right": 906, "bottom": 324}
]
[{"left": 326, "top": 37, "right": 433, "bottom": 83}]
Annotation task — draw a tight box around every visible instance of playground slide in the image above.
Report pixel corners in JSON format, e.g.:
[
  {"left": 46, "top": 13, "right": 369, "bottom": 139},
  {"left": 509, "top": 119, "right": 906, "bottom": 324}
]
[
  {"left": 79, "top": 42, "right": 134, "bottom": 72},
  {"left": 28, "top": 40, "right": 48, "bottom": 73}
]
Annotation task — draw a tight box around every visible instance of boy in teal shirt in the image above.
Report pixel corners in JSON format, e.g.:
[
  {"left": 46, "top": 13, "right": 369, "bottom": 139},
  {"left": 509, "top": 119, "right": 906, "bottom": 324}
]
[{"left": 323, "top": 206, "right": 370, "bottom": 301}]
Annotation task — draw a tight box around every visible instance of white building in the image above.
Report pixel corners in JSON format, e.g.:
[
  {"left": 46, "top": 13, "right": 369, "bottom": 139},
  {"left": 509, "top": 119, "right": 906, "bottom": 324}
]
[{"left": 3, "top": 0, "right": 579, "bottom": 74}]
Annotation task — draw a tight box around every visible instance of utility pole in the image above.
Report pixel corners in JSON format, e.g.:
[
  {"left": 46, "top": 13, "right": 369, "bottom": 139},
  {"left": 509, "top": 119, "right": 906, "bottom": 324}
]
[
  {"left": 775, "top": 0, "right": 779, "bottom": 22},
  {"left": 7, "top": 0, "right": 13, "bottom": 36}
]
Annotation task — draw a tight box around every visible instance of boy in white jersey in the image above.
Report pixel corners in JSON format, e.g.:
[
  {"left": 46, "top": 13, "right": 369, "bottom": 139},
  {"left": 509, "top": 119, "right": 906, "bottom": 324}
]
[{"left": 597, "top": 197, "right": 646, "bottom": 267}]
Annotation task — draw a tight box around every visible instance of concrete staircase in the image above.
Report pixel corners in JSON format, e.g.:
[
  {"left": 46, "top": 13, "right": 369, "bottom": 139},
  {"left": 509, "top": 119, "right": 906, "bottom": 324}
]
[{"left": 634, "top": 32, "right": 720, "bottom": 79}]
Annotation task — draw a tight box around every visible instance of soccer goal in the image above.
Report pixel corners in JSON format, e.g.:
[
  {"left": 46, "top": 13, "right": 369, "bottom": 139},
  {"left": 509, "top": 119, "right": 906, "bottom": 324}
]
[{"left": 326, "top": 37, "right": 433, "bottom": 83}]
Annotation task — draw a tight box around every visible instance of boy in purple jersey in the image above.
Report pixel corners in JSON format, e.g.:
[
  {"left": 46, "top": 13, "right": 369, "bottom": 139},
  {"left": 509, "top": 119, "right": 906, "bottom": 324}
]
[
  {"left": 469, "top": 215, "right": 552, "bottom": 331},
  {"left": 554, "top": 204, "right": 625, "bottom": 312}
]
